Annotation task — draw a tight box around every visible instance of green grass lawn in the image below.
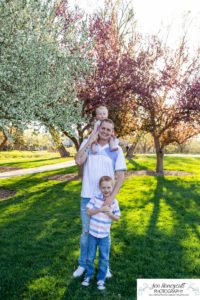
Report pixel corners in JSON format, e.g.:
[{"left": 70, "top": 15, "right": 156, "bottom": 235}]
[
  {"left": 0, "top": 156, "right": 200, "bottom": 300},
  {"left": 0, "top": 151, "right": 74, "bottom": 169},
  {"left": 126, "top": 154, "right": 200, "bottom": 175}
]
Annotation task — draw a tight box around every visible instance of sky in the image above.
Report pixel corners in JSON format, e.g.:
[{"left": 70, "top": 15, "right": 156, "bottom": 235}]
[{"left": 69, "top": 0, "right": 200, "bottom": 48}]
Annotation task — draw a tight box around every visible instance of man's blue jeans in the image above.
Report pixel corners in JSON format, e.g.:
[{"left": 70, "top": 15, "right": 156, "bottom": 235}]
[
  {"left": 87, "top": 234, "right": 109, "bottom": 281},
  {"left": 78, "top": 198, "right": 90, "bottom": 269},
  {"left": 78, "top": 197, "right": 111, "bottom": 270}
]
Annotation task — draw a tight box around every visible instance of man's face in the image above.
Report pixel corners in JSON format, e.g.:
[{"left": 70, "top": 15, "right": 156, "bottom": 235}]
[{"left": 98, "top": 121, "right": 113, "bottom": 141}]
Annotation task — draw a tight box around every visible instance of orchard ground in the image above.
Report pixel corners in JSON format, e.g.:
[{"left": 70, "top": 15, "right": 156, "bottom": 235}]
[
  {"left": 0, "top": 154, "right": 200, "bottom": 300},
  {"left": 0, "top": 150, "right": 74, "bottom": 171}
]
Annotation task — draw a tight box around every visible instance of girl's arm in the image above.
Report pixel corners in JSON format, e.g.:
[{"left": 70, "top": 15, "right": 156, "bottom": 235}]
[{"left": 93, "top": 120, "right": 101, "bottom": 132}]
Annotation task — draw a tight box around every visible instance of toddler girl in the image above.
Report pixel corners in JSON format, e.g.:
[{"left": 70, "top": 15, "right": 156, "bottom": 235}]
[{"left": 91, "top": 105, "right": 118, "bottom": 153}]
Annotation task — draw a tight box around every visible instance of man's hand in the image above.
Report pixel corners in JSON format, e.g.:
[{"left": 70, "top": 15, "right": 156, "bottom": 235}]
[{"left": 103, "top": 196, "right": 113, "bottom": 207}]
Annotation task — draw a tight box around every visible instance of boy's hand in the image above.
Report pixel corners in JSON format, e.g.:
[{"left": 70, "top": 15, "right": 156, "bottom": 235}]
[
  {"left": 105, "top": 211, "right": 112, "bottom": 217},
  {"left": 100, "top": 205, "right": 110, "bottom": 212}
]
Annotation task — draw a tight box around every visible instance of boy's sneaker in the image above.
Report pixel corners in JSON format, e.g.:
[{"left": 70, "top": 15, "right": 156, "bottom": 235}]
[
  {"left": 97, "top": 280, "right": 106, "bottom": 290},
  {"left": 82, "top": 277, "right": 90, "bottom": 287},
  {"left": 73, "top": 266, "right": 85, "bottom": 278},
  {"left": 106, "top": 268, "right": 112, "bottom": 278}
]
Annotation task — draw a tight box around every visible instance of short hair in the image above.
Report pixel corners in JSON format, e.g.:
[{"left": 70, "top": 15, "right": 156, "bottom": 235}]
[
  {"left": 99, "top": 175, "right": 113, "bottom": 187},
  {"left": 100, "top": 118, "right": 114, "bottom": 128},
  {"left": 95, "top": 105, "right": 108, "bottom": 114}
]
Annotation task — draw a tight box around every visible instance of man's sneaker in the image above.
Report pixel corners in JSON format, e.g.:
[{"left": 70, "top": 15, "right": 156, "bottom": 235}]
[
  {"left": 82, "top": 277, "right": 90, "bottom": 287},
  {"left": 97, "top": 280, "right": 106, "bottom": 290},
  {"left": 73, "top": 266, "right": 85, "bottom": 278},
  {"left": 106, "top": 268, "right": 112, "bottom": 278}
]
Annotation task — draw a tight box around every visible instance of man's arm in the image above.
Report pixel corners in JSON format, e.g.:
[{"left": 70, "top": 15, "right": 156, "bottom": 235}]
[
  {"left": 75, "top": 131, "right": 99, "bottom": 166},
  {"left": 87, "top": 206, "right": 110, "bottom": 216},
  {"left": 105, "top": 211, "right": 120, "bottom": 221},
  {"left": 104, "top": 170, "right": 125, "bottom": 206}
]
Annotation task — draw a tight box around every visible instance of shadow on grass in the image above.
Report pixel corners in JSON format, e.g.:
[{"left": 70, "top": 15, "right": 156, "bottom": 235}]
[
  {"left": 108, "top": 176, "right": 200, "bottom": 299},
  {"left": 127, "top": 158, "right": 148, "bottom": 171},
  {"left": 0, "top": 175, "right": 200, "bottom": 300},
  {"left": 61, "top": 177, "right": 200, "bottom": 300},
  {"left": 0, "top": 165, "right": 78, "bottom": 189},
  {"left": 0, "top": 176, "right": 82, "bottom": 300}
]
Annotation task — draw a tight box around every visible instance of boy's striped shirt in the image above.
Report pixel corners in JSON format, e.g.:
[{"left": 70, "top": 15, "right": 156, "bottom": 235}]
[{"left": 86, "top": 194, "right": 120, "bottom": 238}]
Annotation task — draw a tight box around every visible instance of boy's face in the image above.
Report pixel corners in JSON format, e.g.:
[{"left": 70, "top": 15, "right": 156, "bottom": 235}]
[
  {"left": 100, "top": 180, "right": 113, "bottom": 197},
  {"left": 96, "top": 108, "right": 108, "bottom": 121}
]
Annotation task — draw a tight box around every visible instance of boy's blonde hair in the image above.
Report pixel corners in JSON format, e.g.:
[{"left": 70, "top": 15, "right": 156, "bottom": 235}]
[
  {"left": 95, "top": 105, "right": 108, "bottom": 114},
  {"left": 99, "top": 175, "right": 113, "bottom": 187}
]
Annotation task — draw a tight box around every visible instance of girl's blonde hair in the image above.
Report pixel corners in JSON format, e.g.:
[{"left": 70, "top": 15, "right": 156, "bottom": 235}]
[{"left": 95, "top": 105, "right": 108, "bottom": 114}]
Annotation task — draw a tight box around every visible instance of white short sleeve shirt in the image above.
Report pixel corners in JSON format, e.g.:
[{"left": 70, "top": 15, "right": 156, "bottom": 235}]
[{"left": 80, "top": 139, "right": 126, "bottom": 198}]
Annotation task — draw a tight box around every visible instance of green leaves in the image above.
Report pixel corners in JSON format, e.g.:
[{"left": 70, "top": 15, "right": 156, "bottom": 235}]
[{"left": 0, "top": 0, "right": 92, "bottom": 135}]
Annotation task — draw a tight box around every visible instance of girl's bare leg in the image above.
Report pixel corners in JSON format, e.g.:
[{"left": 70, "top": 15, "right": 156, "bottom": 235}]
[
  {"left": 91, "top": 141, "right": 97, "bottom": 154},
  {"left": 109, "top": 136, "right": 118, "bottom": 151}
]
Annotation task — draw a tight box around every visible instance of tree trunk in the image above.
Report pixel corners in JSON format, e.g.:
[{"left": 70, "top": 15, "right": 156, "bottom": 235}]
[
  {"left": 63, "top": 123, "right": 91, "bottom": 153},
  {"left": 13, "top": 129, "right": 24, "bottom": 150},
  {"left": 126, "top": 132, "right": 144, "bottom": 158},
  {"left": 154, "top": 136, "right": 164, "bottom": 174},
  {"left": 63, "top": 131, "right": 80, "bottom": 152},
  {"left": 0, "top": 130, "right": 8, "bottom": 150},
  {"left": 178, "top": 143, "right": 185, "bottom": 153},
  {"left": 57, "top": 144, "right": 70, "bottom": 157},
  {"left": 49, "top": 126, "right": 70, "bottom": 157},
  {"left": 126, "top": 143, "right": 137, "bottom": 158}
]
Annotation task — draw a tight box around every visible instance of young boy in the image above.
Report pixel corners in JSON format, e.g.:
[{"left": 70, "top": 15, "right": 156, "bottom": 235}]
[
  {"left": 91, "top": 105, "right": 118, "bottom": 153},
  {"left": 81, "top": 176, "right": 120, "bottom": 290}
]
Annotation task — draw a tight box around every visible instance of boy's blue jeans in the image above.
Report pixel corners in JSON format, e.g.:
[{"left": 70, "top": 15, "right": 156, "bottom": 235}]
[
  {"left": 87, "top": 234, "right": 109, "bottom": 281},
  {"left": 78, "top": 197, "right": 110, "bottom": 270}
]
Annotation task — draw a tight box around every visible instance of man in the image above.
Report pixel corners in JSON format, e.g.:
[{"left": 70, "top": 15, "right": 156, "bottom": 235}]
[{"left": 73, "top": 119, "right": 126, "bottom": 278}]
